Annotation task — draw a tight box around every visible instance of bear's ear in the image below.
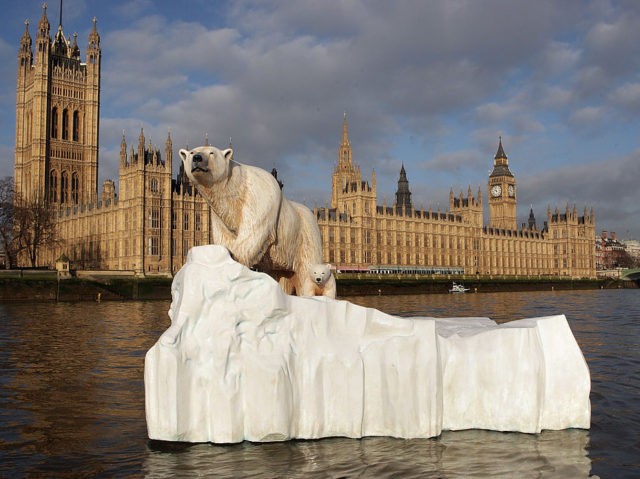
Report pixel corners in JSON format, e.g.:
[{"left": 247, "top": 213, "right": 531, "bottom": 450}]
[
  {"left": 222, "top": 148, "right": 233, "bottom": 162},
  {"left": 179, "top": 149, "right": 189, "bottom": 163}
]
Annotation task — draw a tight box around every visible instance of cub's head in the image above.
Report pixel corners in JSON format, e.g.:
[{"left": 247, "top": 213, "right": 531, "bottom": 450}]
[
  {"left": 310, "top": 264, "right": 332, "bottom": 286},
  {"left": 178, "top": 146, "right": 233, "bottom": 188}
]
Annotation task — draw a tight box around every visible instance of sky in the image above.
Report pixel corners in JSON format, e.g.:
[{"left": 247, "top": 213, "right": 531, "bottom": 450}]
[{"left": 1, "top": 0, "right": 639, "bottom": 239}]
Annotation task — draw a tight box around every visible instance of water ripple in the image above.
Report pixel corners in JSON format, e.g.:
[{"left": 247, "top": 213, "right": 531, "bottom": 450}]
[{"left": 0, "top": 290, "right": 638, "bottom": 477}]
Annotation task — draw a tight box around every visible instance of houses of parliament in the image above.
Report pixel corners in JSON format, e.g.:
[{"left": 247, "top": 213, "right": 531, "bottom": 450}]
[
  {"left": 13, "top": 5, "right": 596, "bottom": 278},
  {"left": 315, "top": 117, "right": 595, "bottom": 278}
]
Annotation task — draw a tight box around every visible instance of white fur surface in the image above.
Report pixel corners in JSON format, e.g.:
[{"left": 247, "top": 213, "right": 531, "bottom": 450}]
[
  {"left": 309, "top": 263, "right": 337, "bottom": 298},
  {"left": 179, "top": 146, "right": 323, "bottom": 296}
]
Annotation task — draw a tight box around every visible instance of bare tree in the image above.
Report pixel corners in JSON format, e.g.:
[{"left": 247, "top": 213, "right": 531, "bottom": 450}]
[
  {"left": 0, "top": 177, "right": 62, "bottom": 268},
  {"left": 612, "top": 249, "right": 638, "bottom": 269},
  {"left": 0, "top": 176, "right": 19, "bottom": 268}
]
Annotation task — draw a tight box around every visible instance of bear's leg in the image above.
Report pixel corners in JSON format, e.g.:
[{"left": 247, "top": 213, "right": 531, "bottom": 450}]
[
  {"left": 210, "top": 212, "right": 237, "bottom": 247},
  {"left": 322, "top": 275, "right": 337, "bottom": 299},
  {"left": 296, "top": 276, "right": 318, "bottom": 297}
]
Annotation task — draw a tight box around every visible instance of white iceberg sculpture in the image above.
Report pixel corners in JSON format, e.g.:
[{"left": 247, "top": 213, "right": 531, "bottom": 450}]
[{"left": 145, "top": 245, "right": 590, "bottom": 443}]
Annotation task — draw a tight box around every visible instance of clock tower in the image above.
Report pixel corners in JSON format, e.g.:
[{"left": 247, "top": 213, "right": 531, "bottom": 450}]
[{"left": 488, "top": 137, "right": 517, "bottom": 230}]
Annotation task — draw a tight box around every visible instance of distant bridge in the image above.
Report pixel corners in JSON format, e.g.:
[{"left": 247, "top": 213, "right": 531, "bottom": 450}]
[{"left": 620, "top": 268, "right": 640, "bottom": 281}]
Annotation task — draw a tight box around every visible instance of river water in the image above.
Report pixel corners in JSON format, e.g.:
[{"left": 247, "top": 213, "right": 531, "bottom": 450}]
[{"left": 0, "top": 289, "right": 638, "bottom": 478}]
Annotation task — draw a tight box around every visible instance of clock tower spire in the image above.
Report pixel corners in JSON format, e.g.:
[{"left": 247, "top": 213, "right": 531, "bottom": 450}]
[{"left": 488, "top": 137, "right": 517, "bottom": 230}]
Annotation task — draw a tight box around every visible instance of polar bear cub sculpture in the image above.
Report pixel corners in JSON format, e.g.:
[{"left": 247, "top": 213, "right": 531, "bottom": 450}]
[
  {"left": 179, "top": 145, "right": 335, "bottom": 298},
  {"left": 310, "top": 263, "right": 337, "bottom": 298}
]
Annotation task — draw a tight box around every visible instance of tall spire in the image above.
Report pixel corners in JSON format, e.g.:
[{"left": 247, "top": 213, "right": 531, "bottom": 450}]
[
  {"left": 341, "top": 111, "right": 350, "bottom": 147},
  {"left": 495, "top": 136, "right": 507, "bottom": 160},
  {"left": 19, "top": 19, "right": 33, "bottom": 65},
  {"left": 337, "top": 112, "right": 353, "bottom": 170},
  {"left": 37, "top": 2, "right": 51, "bottom": 40},
  {"left": 21, "top": 18, "right": 31, "bottom": 44},
  {"left": 88, "top": 16, "right": 100, "bottom": 50},
  {"left": 395, "top": 163, "right": 412, "bottom": 211},
  {"left": 528, "top": 207, "right": 536, "bottom": 230},
  {"left": 490, "top": 136, "right": 513, "bottom": 177}
]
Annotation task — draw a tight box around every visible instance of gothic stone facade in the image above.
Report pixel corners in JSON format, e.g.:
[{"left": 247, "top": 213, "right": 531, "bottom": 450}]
[
  {"left": 315, "top": 117, "right": 596, "bottom": 279},
  {"left": 15, "top": 6, "right": 595, "bottom": 278},
  {"left": 14, "top": 6, "right": 210, "bottom": 274}
]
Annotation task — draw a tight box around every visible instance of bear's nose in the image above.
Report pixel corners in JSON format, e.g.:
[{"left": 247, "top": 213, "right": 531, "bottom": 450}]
[{"left": 192, "top": 154, "right": 203, "bottom": 163}]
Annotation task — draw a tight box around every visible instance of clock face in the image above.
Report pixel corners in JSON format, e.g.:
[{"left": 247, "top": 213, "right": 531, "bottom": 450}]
[
  {"left": 508, "top": 185, "right": 515, "bottom": 197},
  {"left": 491, "top": 185, "right": 502, "bottom": 197}
]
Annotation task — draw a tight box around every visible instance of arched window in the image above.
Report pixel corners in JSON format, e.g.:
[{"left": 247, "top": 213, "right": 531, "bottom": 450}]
[
  {"left": 62, "top": 109, "right": 69, "bottom": 140},
  {"left": 71, "top": 172, "right": 79, "bottom": 204},
  {"left": 51, "top": 107, "right": 58, "bottom": 139},
  {"left": 150, "top": 178, "right": 158, "bottom": 193},
  {"left": 61, "top": 171, "right": 68, "bottom": 203},
  {"left": 72, "top": 111, "right": 79, "bottom": 141},
  {"left": 49, "top": 170, "right": 58, "bottom": 203}
]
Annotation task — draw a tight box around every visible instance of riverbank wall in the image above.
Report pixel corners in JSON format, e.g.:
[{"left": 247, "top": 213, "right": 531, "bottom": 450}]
[
  {"left": 0, "top": 275, "right": 172, "bottom": 302},
  {"left": 0, "top": 272, "right": 636, "bottom": 301},
  {"left": 336, "top": 275, "right": 637, "bottom": 296}
]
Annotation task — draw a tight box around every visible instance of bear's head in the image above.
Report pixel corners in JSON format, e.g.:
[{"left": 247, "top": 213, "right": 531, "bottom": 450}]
[
  {"left": 178, "top": 146, "right": 233, "bottom": 188},
  {"left": 310, "top": 264, "right": 332, "bottom": 286}
]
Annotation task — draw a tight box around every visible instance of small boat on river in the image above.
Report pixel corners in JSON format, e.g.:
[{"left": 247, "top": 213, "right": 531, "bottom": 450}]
[{"left": 449, "top": 282, "right": 470, "bottom": 293}]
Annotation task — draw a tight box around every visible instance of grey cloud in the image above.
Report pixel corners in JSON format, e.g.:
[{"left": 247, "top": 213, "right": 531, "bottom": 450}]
[{"left": 519, "top": 150, "right": 640, "bottom": 211}]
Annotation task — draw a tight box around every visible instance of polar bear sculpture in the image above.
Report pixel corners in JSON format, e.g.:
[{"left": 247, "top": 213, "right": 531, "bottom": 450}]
[
  {"left": 309, "top": 263, "right": 337, "bottom": 298},
  {"left": 179, "top": 145, "right": 327, "bottom": 297}
]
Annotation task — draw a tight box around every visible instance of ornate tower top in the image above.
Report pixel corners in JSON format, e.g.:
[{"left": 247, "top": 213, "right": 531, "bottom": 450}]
[
  {"left": 21, "top": 19, "right": 32, "bottom": 46},
  {"left": 87, "top": 16, "right": 100, "bottom": 52},
  {"left": 490, "top": 136, "right": 513, "bottom": 178},
  {"left": 19, "top": 19, "right": 33, "bottom": 65},
  {"left": 37, "top": 3, "right": 50, "bottom": 39},
  {"left": 395, "top": 163, "right": 412, "bottom": 210},
  {"left": 338, "top": 112, "right": 353, "bottom": 170},
  {"left": 528, "top": 207, "right": 536, "bottom": 230},
  {"left": 341, "top": 111, "right": 350, "bottom": 147}
]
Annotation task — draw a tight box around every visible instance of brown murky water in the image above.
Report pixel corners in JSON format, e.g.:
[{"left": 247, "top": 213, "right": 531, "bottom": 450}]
[{"left": 1, "top": 289, "right": 638, "bottom": 477}]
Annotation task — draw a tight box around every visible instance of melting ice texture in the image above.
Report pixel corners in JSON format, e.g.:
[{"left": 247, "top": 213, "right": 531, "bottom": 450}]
[{"left": 145, "top": 246, "right": 590, "bottom": 443}]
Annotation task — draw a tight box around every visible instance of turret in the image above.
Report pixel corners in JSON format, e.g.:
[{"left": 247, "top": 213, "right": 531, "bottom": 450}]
[
  {"left": 86, "top": 16, "right": 100, "bottom": 61},
  {"left": 70, "top": 33, "right": 80, "bottom": 60},
  {"left": 120, "top": 131, "right": 127, "bottom": 166},
  {"left": 138, "top": 128, "right": 145, "bottom": 164},
  {"left": 395, "top": 163, "right": 412, "bottom": 211},
  {"left": 84, "top": 16, "right": 101, "bottom": 203},
  {"left": 36, "top": 4, "right": 51, "bottom": 61},
  {"left": 52, "top": 24, "right": 68, "bottom": 56},
  {"left": 165, "top": 130, "right": 173, "bottom": 172},
  {"left": 528, "top": 207, "right": 536, "bottom": 230},
  {"left": 18, "top": 20, "right": 33, "bottom": 70}
]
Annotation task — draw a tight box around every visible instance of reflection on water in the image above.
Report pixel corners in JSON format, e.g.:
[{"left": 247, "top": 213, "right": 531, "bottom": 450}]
[
  {"left": 144, "top": 429, "right": 591, "bottom": 478},
  {"left": 1, "top": 290, "right": 639, "bottom": 477}
]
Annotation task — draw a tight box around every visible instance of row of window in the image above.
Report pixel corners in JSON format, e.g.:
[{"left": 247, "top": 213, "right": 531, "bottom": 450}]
[
  {"left": 51, "top": 107, "right": 80, "bottom": 141},
  {"left": 147, "top": 237, "right": 206, "bottom": 257},
  {"left": 170, "top": 210, "right": 202, "bottom": 231},
  {"left": 49, "top": 170, "right": 79, "bottom": 204}
]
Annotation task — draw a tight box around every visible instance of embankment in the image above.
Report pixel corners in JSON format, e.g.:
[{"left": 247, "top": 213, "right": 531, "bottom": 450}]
[
  {"left": 0, "top": 273, "right": 635, "bottom": 301},
  {"left": 336, "top": 275, "right": 637, "bottom": 296}
]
